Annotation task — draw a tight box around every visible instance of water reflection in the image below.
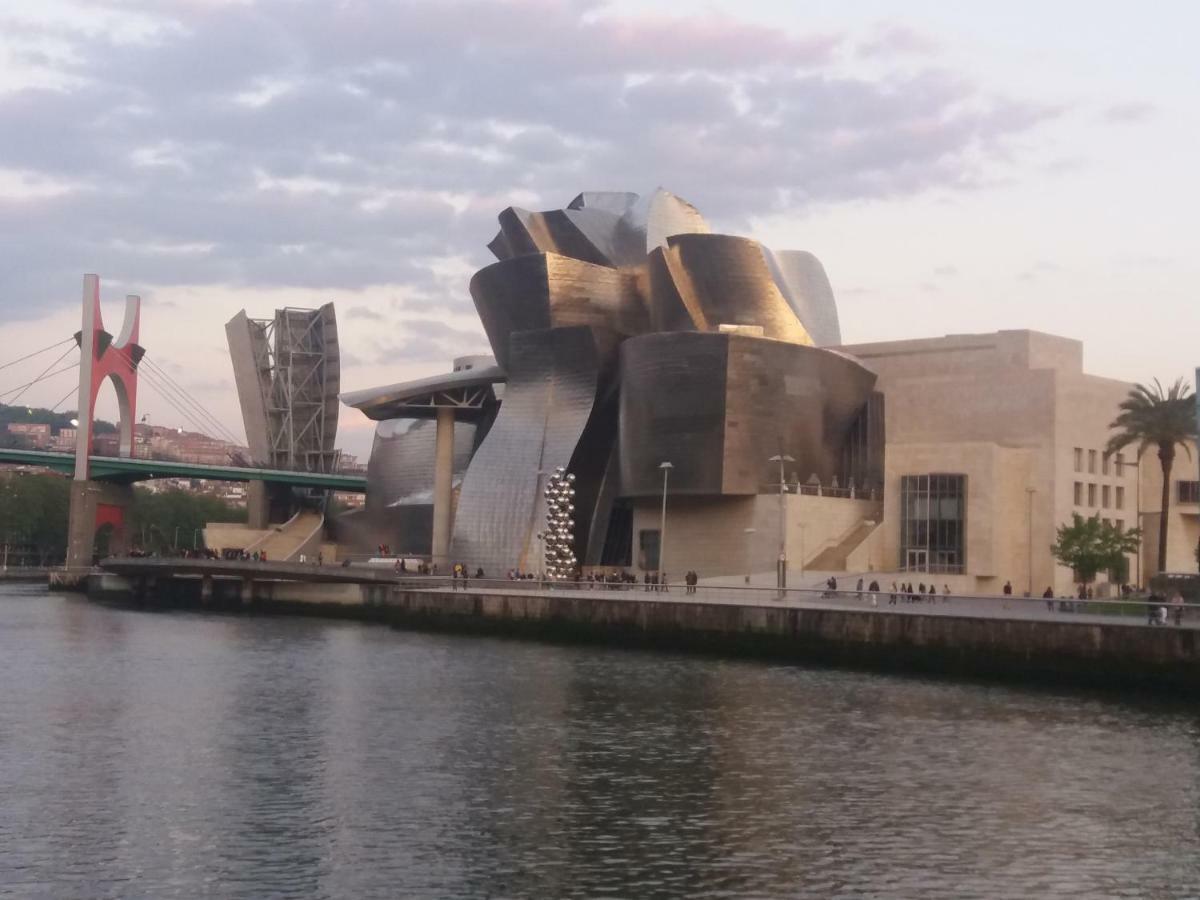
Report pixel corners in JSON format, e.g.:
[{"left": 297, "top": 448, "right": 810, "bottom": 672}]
[{"left": 0, "top": 586, "right": 1197, "bottom": 899}]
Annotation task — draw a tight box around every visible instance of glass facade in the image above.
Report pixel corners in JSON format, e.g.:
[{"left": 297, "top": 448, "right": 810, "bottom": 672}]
[{"left": 900, "top": 474, "right": 966, "bottom": 573}]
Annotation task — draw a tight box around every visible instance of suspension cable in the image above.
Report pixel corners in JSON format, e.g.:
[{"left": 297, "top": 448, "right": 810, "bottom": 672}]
[
  {"left": 0, "top": 337, "right": 75, "bottom": 373},
  {"left": 108, "top": 353, "right": 238, "bottom": 446},
  {"left": 49, "top": 383, "right": 78, "bottom": 413},
  {"left": 0, "top": 361, "right": 80, "bottom": 403},
  {"left": 139, "top": 359, "right": 243, "bottom": 446},
  {"left": 139, "top": 356, "right": 244, "bottom": 446}
]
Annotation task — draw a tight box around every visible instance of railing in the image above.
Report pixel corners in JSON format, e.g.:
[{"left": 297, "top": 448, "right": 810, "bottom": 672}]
[{"left": 373, "top": 572, "right": 1199, "bottom": 627}]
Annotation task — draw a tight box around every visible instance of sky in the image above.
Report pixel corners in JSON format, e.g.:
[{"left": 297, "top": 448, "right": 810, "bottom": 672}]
[{"left": 0, "top": 0, "right": 1196, "bottom": 459}]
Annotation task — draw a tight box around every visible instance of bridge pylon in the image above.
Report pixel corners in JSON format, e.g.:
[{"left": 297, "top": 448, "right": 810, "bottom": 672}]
[{"left": 65, "top": 275, "right": 145, "bottom": 570}]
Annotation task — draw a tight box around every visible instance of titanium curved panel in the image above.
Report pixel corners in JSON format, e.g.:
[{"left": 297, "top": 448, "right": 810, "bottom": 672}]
[
  {"left": 651, "top": 235, "right": 814, "bottom": 345},
  {"left": 450, "top": 326, "right": 602, "bottom": 574},
  {"left": 619, "top": 333, "right": 875, "bottom": 497},
  {"left": 365, "top": 417, "right": 476, "bottom": 554},
  {"left": 567, "top": 191, "right": 639, "bottom": 215},
  {"left": 768, "top": 250, "right": 842, "bottom": 346},
  {"left": 625, "top": 188, "right": 711, "bottom": 252},
  {"left": 470, "top": 252, "right": 646, "bottom": 369}
]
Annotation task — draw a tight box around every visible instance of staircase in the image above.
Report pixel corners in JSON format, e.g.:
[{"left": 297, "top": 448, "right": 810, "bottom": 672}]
[
  {"left": 244, "top": 510, "right": 324, "bottom": 562},
  {"left": 806, "top": 519, "right": 878, "bottom": 572}
]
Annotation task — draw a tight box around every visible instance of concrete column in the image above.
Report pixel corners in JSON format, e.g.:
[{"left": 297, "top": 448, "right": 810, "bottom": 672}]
[
  {"left": 247, "top": 481, "right": 270, "bottom": 530},
  {"left": 66, "top": 481, "right": 97, "bottom": 570},
  {"left": 431, "top": 407, "right": 455, "bottom": 570}
]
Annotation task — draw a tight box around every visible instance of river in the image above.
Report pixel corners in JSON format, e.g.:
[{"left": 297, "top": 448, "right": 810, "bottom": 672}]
[{"left": 1, "top": 584, "right": 1198, "bottom": 898}]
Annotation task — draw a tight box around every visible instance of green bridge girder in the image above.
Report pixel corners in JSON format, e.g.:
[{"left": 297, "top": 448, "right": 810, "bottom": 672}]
[{"left": 0, "top": 448, "right": 367, "bottom": 492}]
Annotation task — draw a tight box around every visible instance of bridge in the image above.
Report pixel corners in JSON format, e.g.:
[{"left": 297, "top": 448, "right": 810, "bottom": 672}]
[
  {"left": 0, "top": 448, "right": 366, "bottom": 491},
  {"left": 0, "top": 275, "right": 363, "bottom": 573}
]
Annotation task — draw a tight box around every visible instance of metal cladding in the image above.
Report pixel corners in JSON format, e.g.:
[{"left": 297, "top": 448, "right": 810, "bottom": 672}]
[
  {"left": 449, "top": 326, "right": 605, "bottom": 575},
  {"left": 363, "top": 417, "right": 477, "bottom": 554},
  {"left": 619, "top": 332, "right": 876, "bottom": 497},
  {"left": 226, "top": 303, "right": 340, "bottom": 471},
  {"left": 470, "top": 252, "right": 644, "bottom": 369},
  {"left": 649, "top": 234, "right": 814, "bottom": 345},
  {"left": 768, "top": 250, "right": 842, "bottom": 346},
  {"left": 349, "top": 186, "right": 876, "bottom": 572}
]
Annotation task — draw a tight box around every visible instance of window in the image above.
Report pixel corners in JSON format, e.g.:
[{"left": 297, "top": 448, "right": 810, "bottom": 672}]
[
  {"left": 1088, "top": 483, "right": 1097, "bottom": 506},
  {"left": 1102, "top": 517, "right": 1111, "bottom": 527},
  {"left": 1178, "top": 481, "right": 1200, "bottom": 504},
  {"left": 900, "top": 474, "right": 966, "bottom": 574},
  {"left": 1073, "top": 482, "right": 1083, "bottom": 506},
  {"left": 1088, "top": 450, "right": 1097, "bottom": 473},
  {"left": 1116, "top": 486, "right": 1125, "bottom": 510},
  {"left": 1074, "top": 448, "right": 1083, "bottom": 472},
  {"left": 1102, "top": 485, "right": 1111, "bottom": 508},
  {"left": 1115, "top": 452, "right": 1126, "bottom": 474},
  {"left": 1102, "top": 453, "right": 1110, "bottom": 475},
  {"left": 1116, "top": 519, "right": 1124, "bottom": 532}
]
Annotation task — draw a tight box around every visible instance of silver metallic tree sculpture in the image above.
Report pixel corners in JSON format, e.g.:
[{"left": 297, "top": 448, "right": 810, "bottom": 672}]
[{"left": 542, "top": 467, "right": 577, "bottom": 580}]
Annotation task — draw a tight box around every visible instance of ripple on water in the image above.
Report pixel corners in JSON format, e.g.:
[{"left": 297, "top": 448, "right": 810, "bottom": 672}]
[{"left": 0, "top": 587, "right": 1197, "bottom": 899}]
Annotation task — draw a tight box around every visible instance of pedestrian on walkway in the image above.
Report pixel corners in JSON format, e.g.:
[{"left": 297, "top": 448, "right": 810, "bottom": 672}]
[
  {"left": 1003, "top": 580, "right": 1013, "bottom": 596},
  {"left": 1042, "top": 586, "right": 1054, "bottom": 611},
  {"left": 1170, "top": 589, "right": 1185, "bottom": 626}
]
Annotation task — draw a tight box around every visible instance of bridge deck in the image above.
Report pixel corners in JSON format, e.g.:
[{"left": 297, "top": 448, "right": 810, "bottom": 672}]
[{"left": 0, "top": 448, "right": 366, "bottom": 491}]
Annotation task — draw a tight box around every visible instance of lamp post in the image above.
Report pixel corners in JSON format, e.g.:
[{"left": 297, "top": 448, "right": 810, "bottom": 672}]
[
  {"left": 1025, "top": 487, "right": 1035, "bottom": 596},
  {"left": 1117, "top": 451, "right": 1142, "bottom": 587},
  {"left": 658, "top": 461, "right": 673, "bottom": 585},
  {"left": 768, "top": 454, "right": 794, "bottom": 593}
]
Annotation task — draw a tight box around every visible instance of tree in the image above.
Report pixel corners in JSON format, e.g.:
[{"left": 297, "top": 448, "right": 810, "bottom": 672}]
[
  {"left": 1051, "top": 513, "right": 1142, "bottom": 585},
  {"left": 1106, "top": 378, "right": 1197, "bottom": 575},
  {"left": 127, "top": 487, "right": 245, "bottom": 554}
]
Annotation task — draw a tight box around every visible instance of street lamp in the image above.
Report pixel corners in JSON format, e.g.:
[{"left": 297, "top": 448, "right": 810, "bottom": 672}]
[
  {"left": 768, "top": 454, "right": 794, "bottom": 593},
  {"left": 1116, "top": 451, "right": 1142, "bottom": 587},
  {"left": 1025, "top": 487, "right": 1035, "bottom": 596},
  {"left": 658, "top": 461, "right": 673, "bottom": 585}
]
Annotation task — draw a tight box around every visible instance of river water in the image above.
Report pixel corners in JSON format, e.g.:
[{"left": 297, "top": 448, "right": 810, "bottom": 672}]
[{"left": 1, "top": 585, "right": 1198, "bottom": 899}]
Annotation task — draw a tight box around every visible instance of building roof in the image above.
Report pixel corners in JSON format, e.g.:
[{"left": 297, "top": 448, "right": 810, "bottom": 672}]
[{"left": 340, "top": 362, "right": 506, "bottom": 421}]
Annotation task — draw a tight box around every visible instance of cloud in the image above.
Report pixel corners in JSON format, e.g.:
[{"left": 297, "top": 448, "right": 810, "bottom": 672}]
[
  {"left": 1100, "top": 101, "right": 1155, "bottom": 124},
  {"left": 0, "top": 0, "right": 1057, "bottom": 324}
]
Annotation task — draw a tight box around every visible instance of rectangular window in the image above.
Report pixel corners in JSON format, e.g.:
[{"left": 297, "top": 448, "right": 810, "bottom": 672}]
[
  {"left": 1116, "top": 486, "right": 1125, "bottom": 510},
  {"left": 1102, "top": 453, "right": 1110, "bottom": 475},
  {"left": 1116, "top": 452, "right": 1126, "bottom": 474},
  {"left": 1074, "top": 448, "right": 1083, "bottom": 472},
  {"left": 1116, "top": 519, "right": 1124, "bottom": 532},
  {"left": 1073, "top": 482, "right": 1083, "bottom": 506},
  {"left": 1178, "top": 481, "right": 1200, "bottom": 504},
  {"left": 1088, "top": 450, "right": 1097, "bottom": 473},
  {"left": 1088, "top": 483, "right": 1097, "bottom": 506},
  {"left": 1102, "top": 517, "right": 1111, "bottom": 527},
  {"left": 1102, "top": 485, "right": 1111, "bottom": 508},
  {"left": 900, "top": 473, "right": 966, "bottom": 574}
]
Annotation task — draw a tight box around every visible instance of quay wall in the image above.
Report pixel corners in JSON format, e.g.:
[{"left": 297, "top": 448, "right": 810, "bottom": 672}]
[{"left": 88, "top": 574, "right": 1200, "bottom": 691}]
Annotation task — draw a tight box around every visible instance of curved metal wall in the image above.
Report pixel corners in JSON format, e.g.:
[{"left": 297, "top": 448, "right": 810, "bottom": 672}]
[
  {"left": 364, "top": 417, "right": 477, "bottom": 554},
  {"left": 767, "top": 250, "right": 842, "bottom": 346},
  {"left": 652, "top": 235, "right": 814, "bottom": 345},
  {"left": 470, "top": 252, "right": 645, "bottom": 369},
  {"left": 449, "top": 326, "right": 603, "bottom": 574},
  {"left": 619, "top": 332, "right": 876, "bottom": 497}
]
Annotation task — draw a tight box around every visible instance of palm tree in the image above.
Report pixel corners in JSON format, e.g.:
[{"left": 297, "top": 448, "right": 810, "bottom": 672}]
[{"left": 1106, "top": 378, "right": 1197, "bottom": 576}]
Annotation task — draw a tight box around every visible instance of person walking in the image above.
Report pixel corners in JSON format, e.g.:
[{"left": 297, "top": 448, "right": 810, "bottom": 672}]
[
  {"left": 1170, "top": 589, "right": 1185, "bottom": 626},
  {"left": 1003, "top": 580, "right": 1013, "bottom": 596},
  {"left": 1042, "top": 586, "right": 1055, "bottom": 611}
]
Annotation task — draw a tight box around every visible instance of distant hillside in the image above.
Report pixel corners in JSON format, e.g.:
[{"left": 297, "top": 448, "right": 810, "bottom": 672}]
[{"left": 0, "top": 403, "right": 117, "bottom": 434}]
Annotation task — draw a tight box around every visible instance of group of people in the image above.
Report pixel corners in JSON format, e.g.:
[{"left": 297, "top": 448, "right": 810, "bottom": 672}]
[{"left": 1146, "top": 589, "right": 1186, "bottom": 626}]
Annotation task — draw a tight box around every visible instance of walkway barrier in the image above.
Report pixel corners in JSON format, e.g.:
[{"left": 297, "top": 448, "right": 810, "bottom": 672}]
[{"left": 381, "top": 573, "right": 1200, "bottom": 629}]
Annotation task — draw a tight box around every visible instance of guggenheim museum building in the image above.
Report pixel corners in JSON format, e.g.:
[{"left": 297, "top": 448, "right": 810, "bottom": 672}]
[{"left": 341, "top": 189, "right": 1198, "bottom": 595}]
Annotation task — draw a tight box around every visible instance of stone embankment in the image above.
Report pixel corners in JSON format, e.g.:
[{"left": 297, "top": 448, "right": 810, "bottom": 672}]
[{"left": 83, "top": 564, "right": 1200, "bottom": 692}]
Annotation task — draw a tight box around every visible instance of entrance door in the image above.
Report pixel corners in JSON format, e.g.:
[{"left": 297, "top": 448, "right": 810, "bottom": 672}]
[{"left": 906, "top": 549, "right": 927, "bottom": 572}]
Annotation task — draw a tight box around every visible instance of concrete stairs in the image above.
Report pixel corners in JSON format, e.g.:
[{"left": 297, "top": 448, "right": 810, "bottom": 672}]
[
  {"left": 244, "top": 510, "right": 324, "bottom": 562},
  {"left": 806, "top": 519, "right": 879, "bottom": 572}
]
